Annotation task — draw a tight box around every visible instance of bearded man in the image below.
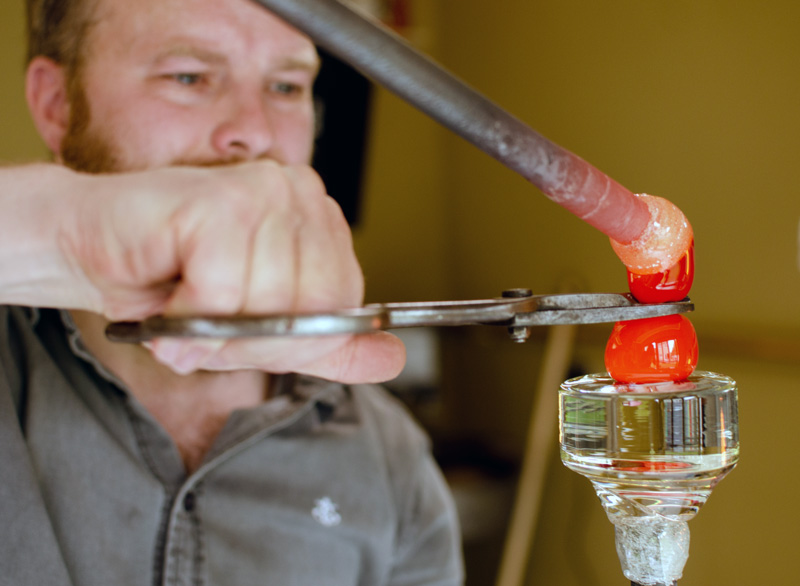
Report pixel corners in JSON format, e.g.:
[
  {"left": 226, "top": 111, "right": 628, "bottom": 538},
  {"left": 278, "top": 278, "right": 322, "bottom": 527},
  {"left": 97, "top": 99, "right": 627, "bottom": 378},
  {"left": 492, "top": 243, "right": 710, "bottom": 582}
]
[{"left": 0, "top": 0, "right": 464, "bottom": 583}]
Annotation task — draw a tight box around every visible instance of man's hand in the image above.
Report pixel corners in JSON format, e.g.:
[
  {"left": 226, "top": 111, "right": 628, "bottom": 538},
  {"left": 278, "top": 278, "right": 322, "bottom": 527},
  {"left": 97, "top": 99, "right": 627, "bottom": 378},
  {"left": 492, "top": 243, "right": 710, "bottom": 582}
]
[{"left": 0, "top": 162, "right": 405, "bottom": 383}]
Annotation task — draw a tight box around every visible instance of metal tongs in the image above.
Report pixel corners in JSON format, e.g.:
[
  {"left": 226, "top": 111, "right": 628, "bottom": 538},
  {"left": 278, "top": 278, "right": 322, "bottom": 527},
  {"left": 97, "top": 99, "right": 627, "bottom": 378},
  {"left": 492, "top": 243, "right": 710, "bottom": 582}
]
[{"left": 105, "top": 290, "right": 693, "bottom": 343}]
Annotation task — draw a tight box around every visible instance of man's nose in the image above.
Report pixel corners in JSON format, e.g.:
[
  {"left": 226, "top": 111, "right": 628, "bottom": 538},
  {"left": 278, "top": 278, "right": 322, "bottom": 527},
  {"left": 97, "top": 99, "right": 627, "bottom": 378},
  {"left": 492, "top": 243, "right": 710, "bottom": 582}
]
[{"left": 211, "top": 93, "right": 275, "bottom": 160}]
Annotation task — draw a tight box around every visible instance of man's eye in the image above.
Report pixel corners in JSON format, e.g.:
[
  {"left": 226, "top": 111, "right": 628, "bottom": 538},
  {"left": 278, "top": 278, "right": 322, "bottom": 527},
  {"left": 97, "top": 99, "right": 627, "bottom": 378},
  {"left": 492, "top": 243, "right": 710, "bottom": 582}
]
[
  {"left": 171, "top": 73, "right": 204, "bottom": 86},
  {"left": 271, "top": 82, "right": 304, "bottom": 97}
]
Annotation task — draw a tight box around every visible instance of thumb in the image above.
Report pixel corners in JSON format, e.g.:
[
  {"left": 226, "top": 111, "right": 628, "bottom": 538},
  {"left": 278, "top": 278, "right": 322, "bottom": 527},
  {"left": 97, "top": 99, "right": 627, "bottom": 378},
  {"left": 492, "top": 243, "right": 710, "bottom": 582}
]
[{"left": 296, "top": 332, "right": 407, "bottom": 384}]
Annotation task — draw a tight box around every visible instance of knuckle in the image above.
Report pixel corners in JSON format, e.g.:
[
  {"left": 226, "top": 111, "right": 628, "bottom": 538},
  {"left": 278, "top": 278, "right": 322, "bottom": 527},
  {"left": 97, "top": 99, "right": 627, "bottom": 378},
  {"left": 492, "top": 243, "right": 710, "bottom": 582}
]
[
  {"left": 297, "top": 166, "right": 327, "bottom": 195},
  {"left": 321, "top": 195, "right": 350, "bottom": 229},
  {"left": 286, "top": 165, "right": 327, "bottom": 203}
]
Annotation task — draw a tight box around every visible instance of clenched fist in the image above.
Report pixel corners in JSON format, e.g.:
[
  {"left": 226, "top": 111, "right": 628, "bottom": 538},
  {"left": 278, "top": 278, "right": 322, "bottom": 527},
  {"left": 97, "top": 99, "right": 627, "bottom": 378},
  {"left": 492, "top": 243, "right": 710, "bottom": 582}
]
[{"left": 1, "top": 162, "right": 405, "bottom": 383}]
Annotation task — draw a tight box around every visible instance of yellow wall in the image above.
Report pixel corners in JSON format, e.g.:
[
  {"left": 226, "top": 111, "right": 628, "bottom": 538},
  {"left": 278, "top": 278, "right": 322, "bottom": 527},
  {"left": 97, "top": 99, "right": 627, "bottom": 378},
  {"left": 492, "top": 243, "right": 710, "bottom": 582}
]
[
  {"left": 353, "top": 2, "right": 452, "bottom": 304},
  {"left": 3, "top": 0, "right": 800, "bottom": 585},
  {"left": 0, "top": 1, "right": 47, "bottom": 162}
]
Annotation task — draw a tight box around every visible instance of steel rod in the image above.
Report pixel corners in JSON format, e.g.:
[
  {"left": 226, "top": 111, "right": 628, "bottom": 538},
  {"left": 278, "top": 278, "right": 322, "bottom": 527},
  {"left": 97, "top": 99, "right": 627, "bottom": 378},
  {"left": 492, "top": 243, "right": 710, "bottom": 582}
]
[{"left": 249, "top": 0, "right": 650, "bottom": 244}]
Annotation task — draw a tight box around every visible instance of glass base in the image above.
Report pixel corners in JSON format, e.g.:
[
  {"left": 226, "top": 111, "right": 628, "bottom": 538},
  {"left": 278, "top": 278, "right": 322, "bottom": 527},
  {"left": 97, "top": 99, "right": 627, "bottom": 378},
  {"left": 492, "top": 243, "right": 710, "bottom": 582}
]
[{"left": 559, "top": 372, "right": 739, "bottom": 586}]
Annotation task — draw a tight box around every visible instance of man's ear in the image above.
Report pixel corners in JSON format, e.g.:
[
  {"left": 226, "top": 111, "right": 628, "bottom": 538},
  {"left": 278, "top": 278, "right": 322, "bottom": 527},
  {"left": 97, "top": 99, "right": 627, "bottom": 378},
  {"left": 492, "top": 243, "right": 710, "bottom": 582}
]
[{"left": 25, "top": 56, "right": 71, "bottom": 153}]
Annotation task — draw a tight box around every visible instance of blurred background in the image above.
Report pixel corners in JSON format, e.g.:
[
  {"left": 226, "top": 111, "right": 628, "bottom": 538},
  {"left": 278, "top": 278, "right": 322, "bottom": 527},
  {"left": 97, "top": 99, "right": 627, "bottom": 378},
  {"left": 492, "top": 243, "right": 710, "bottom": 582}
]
[{"left": 3, "top": 0, "right": 799, "bottom": 584}]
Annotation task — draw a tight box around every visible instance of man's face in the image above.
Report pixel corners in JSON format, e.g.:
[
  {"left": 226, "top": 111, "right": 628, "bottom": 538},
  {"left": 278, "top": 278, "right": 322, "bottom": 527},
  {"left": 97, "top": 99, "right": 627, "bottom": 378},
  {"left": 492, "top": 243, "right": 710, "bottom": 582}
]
[{"left": 61, "top": 0, "right": 319, "bottom": 172}]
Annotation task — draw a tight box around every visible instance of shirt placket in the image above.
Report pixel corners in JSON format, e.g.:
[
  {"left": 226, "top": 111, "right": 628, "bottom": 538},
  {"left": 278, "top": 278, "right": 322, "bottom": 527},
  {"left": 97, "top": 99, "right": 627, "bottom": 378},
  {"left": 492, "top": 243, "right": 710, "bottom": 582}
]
[
  {"left": 162, "top": 486, "right": 206, "bottom": 586},
  {"left": 155, "top": 391, "right": 331, "bottom": 586}
]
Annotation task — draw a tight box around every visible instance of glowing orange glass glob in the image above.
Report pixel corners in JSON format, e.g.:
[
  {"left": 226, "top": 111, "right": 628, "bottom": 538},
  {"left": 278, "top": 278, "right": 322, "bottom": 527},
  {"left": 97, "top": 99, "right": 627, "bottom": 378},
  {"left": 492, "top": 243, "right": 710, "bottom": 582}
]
[
  {"left": 605, "top": 314, "right": 699, "bottom": 383},
  {"left": 628, "top": 239, "right": 695, "bottom": 304}
]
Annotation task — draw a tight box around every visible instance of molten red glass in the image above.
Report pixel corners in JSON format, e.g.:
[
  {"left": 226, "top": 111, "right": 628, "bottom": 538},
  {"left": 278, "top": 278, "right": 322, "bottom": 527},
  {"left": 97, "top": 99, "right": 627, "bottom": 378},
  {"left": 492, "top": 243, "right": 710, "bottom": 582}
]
[
  {"left": 605, "top": 314, "right": 699, "bottom": 383},
  {"left": 628, "top": 239, "right": 694, "bottom": 304}
]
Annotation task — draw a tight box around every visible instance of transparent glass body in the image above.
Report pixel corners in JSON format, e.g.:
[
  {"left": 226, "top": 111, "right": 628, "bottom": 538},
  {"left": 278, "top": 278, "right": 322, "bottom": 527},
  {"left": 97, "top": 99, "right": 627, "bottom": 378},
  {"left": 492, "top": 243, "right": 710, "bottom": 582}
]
[{"left": 559, "top": 371, "right": 739, "bottom": 586}]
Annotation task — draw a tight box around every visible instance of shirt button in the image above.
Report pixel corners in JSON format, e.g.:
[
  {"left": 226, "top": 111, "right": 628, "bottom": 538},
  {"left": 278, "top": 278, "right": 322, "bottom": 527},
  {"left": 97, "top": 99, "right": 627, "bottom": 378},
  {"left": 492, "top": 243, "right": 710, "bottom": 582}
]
[{"left": 183, "top": 491, "right": 196, "bottom": 513}]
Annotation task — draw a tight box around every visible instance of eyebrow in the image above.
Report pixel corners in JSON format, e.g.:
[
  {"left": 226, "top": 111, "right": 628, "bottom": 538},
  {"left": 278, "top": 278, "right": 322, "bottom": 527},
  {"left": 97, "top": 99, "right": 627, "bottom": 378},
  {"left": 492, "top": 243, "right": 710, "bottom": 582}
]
[
  {"left": 151, "top": 46, "right": 229, "bottom": 66},
  {"left": 151, "top": 45, "right": 321, "bottom": 75},
  {"left": 279, "top": 54, "right": 321, "bottom": 75}
]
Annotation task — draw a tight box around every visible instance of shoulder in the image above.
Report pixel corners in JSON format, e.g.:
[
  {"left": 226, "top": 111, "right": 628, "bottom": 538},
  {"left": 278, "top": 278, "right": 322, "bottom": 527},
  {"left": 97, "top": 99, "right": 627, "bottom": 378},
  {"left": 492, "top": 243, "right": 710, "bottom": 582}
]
[{"left": 344, "top": 385, "right": 465, "bottom": 584}]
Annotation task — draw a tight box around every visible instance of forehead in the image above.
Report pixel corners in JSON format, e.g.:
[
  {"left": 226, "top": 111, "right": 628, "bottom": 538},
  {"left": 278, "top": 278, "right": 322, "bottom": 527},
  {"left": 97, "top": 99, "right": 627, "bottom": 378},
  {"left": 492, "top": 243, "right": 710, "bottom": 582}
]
[{"left": 86, "top": 0, "right": 317, "bottom": 68}]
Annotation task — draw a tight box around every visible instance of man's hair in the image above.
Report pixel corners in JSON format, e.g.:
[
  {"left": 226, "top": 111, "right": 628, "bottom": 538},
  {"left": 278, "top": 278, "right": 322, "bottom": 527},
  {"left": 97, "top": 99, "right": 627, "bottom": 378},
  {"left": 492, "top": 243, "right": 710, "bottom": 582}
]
[{"left": 26, "top": 0, "right": 96, "bottom": 73}]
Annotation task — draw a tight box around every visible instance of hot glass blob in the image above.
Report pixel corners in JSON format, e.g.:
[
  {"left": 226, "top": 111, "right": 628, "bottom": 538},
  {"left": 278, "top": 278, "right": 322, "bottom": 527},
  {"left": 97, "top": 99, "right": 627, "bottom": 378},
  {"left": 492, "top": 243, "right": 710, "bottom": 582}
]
[
  {"left": 605, "top": 314, "right": 698, "bottom": 383},
  {"left": 628, "top": 239, "right": 694, "bottom": 304}
]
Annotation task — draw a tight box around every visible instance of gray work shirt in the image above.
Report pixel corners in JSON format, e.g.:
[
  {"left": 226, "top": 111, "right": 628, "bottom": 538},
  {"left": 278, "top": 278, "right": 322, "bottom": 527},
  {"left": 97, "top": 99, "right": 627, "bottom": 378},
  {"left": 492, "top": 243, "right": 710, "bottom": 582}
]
[{"left": 0, "top": 306, "right": 464, "bottom": 586}]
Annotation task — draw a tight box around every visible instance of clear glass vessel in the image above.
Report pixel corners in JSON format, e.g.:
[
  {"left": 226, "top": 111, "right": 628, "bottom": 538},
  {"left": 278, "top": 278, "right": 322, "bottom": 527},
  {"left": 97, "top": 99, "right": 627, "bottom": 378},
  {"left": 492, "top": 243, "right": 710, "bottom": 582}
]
[{"left": 559, "top": 371, "right": 739, "bottom": 586}]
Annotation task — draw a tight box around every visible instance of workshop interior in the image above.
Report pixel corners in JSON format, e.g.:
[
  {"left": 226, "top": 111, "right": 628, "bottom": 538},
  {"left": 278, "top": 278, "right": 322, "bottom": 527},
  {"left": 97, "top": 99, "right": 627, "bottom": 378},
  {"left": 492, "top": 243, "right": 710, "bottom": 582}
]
[{"left": 3, "top": 0, "right": 800, "bottom": 584}]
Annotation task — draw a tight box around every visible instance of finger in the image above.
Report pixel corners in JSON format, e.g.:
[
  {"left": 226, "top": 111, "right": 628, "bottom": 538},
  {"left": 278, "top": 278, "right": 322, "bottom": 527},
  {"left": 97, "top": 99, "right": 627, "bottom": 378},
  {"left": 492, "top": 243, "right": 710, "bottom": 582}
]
[
  {"left": 148, "top": 337, "right": 227, "bottom": 375},
  {"left": 295, "top": 332, "right": 407, "bottom": 383},
  {"left": 295, "top": 194, "right": 364, "bottom": 310},
  {"left": 280, "top": 166, "right": 363, "bottom": 312},
  {"left": 164, "top": 198, "right": 254, "bottom": 316},
  {"left": 242, "top": 203, "right": 300, "bottom": 314},
  {"left": 200, "top": 335, "right": 353, "bottom": 373},
  {"left": 198, "top": 331, "right": 407, "bottom": 384}
]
